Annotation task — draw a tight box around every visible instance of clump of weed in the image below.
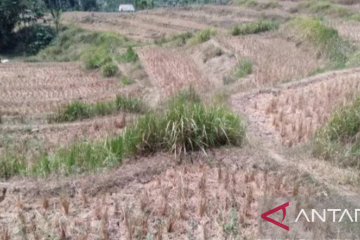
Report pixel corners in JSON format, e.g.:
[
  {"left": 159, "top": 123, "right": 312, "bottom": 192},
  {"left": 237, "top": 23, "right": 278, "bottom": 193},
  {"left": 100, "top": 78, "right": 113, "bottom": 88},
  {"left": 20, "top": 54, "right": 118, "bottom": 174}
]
[
  {"left": 231, "top": 20, "right": 278, "bottom": 36},
  {"left": 234, "top": 58, "right": 253, "bottom": 78},
  {"left": 190, "top": 28, "right": 216, "bottom": 44},
  {"left": 121, "top": 76, "right": 135, "bottom": 85},
  {"left": 313, "top": 96, "right": 360, "bottom": 167},
  {"left": 238, "top": 0, "right": 279, "bottom": 9},
  {"left": 118, "top": 46, "right": 138, "bottom": 63},
  {"left": 101, "top": 62, "right": 119, "bottom": 77}
]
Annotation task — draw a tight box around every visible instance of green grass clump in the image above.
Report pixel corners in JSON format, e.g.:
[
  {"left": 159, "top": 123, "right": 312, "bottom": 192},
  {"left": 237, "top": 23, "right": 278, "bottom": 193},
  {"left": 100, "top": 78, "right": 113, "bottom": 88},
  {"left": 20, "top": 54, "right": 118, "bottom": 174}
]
[
  {"left": 49, "top": 95, "right": 146, "bottom": 123},
  {"left": 234, "top": 59, "right": 253, "bottom": 78},
  {"left": 313, "top": 97, "right": 360, "bottom": 168},
  {"left": 231, "top": 20, "right": 278, "bottom": 36},
  {"left": 121, "top": 76, "right": 135, "bottom": 85},
  {"left": 3, "top": 88, "right": 245, "bottom": 177},
  {"left": 348, "top": 14, "right": 360, "bottom": 22},
  {"left": 101, "top": 62, "right": 119, "bottom": 77},
  {"left": 118, "top": 46, "right": 138, "bottom": 63},
  {"left": 190, "top": 28, "right": 216, "bottom": 44},
  {"left": 285, "top": 18, "right": 354, "bottom": 68}
]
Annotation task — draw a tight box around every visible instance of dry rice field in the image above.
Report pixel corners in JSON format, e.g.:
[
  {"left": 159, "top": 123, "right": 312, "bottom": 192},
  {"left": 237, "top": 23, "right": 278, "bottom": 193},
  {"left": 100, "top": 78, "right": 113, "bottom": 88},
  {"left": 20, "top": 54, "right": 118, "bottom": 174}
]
[{"left": 2, "top": 1, "right": 360, "bottom": 239}]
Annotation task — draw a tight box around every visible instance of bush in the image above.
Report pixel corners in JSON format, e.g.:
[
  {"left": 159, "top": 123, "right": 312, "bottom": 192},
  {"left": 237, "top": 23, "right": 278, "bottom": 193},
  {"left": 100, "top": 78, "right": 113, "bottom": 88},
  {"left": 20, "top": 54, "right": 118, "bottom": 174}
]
[
  {"left": 234, "top": 59, "right": 253, "bottom": 78},
  {"left": 231, "top": 20, "right": 278, "bottom": 36},
  {"left": 313, "top": 96, "right": 360, "bottom": 167},
  {"left": 101, "top": 61, "right": 118, "bottom": 77},
  {"left": 14, "top": 24, "right": 56, "bottom": 55}
]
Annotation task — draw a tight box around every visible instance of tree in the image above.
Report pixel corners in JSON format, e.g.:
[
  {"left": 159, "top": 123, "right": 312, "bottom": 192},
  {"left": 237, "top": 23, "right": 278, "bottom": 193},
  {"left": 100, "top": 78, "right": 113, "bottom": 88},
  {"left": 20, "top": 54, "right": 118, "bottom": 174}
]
[{"left": 0, "top": 0, "right": 45, "bottom": 49}]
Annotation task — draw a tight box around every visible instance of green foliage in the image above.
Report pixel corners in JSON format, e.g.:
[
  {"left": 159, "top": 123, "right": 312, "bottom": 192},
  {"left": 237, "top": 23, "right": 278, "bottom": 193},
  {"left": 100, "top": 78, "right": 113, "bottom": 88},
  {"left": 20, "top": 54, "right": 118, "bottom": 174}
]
[
  {"left": 231, "top": 20, "right": 278, "bottom": 36},
  {"left": 101, "top": 61, "right": 119, "bottom": 77},
  {"left": 14, "top": 24, "right": 56, "bottom": 55},
  {"left": 234, "top": 59, "right": 252, "bottom": 78},
  {"left": 298, "top": 0, "right": 351, "bottom": 17},
  {"left": 313, "top": 97, "right": 360, "bottom": 167},
  {"left": 237, "top": 0, "right": 258, "bottom": 8},
  {"left": 0, "top": 0, "right": 47, "bottom": 51},
  {"left": 121, "top": 76, "right": 135, "bottom": 85},
  {"left": 348, "top": 14, "right": 360, "bottom": 22},
  {"left": 118, "top": 46, "right": 138, "bottom": 63},
  {"left": 190, "top": 28, "right": 216, "bottom": 44},
  {"left": 49, "top": 95, "right": 146, "bottom": 123},
  {"left": 286, "top": 18, "right": 354, "bottom": 68}
]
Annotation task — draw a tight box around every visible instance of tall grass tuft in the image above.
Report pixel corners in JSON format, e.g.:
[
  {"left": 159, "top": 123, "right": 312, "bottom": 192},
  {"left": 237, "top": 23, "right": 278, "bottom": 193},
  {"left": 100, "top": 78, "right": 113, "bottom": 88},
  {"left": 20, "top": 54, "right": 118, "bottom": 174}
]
[
  {"left": 234, "top": 59, "right": 253, "bottom": 78},
  {"left": 313, "top": 96, "right": 360, "bottom": 168}
]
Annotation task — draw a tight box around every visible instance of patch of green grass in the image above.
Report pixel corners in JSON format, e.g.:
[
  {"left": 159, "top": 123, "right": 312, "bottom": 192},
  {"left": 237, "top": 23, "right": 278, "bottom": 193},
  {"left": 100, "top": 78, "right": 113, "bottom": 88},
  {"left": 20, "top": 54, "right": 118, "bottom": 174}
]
[
  {"left": 189, "top": 28, "right": 216, "bottom": 44},
  {"left": 49, "top": 95, "right": 146, "bottom": 123},
  {"left": 234, "top": 58, "right": 253, "bottom": 78},
  {"left": 237, "top": 0, "right": 258, "bottom": 8},
  {"left": 35, "top": 26, "right": 135, "bottom": 77},
  {"left": 298, "top": 0, "right": 351, "bottom": 17},
  {"left": 118, "top": 46, "right": 138, "bottom": 63},
  {"left": 3, "top": 88, "right": 245, "bottom": 177},
  {"left": 313, "top": 96, "right": 360, "bottom": 168},
  {"left": 238, "top": 0, "right": 279, "bottom": 9},
  {"left": 348, "top": 14, "right": 360, "bottom": 22},
  {"left": 231, "top": 20, "right": 278, "bottom": 36},
  {"left": 285, "top": 18, "right": 355, "bottom": 68},
  {"left": 121, "top": 76, "right": 135, "bottom": 85}
]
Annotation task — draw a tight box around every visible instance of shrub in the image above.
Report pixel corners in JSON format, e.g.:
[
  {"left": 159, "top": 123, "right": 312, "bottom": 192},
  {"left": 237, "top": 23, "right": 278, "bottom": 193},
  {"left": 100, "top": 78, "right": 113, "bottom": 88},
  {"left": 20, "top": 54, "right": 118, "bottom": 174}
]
[
  {"left": 231, "top": 20, "right": 278, "bottom": 36},
  {"left": 313, "top": 96, "right": 360, "bottom": 167},
  {"left": 14, "top": 24, "right": 56, "bottom": 55},
  {"left": 234, "top": 59, "right": 253, "bottom": 78},
  {"left": 101, "top": 61, "right": 119, "bottom": 77}
]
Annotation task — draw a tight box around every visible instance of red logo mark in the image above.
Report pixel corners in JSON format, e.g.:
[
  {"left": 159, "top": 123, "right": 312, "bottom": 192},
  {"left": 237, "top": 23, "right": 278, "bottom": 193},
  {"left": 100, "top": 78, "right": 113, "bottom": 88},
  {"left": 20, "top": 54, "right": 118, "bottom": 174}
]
[{"left": 261, "top": 202, "right": 289, "bottom": 231}]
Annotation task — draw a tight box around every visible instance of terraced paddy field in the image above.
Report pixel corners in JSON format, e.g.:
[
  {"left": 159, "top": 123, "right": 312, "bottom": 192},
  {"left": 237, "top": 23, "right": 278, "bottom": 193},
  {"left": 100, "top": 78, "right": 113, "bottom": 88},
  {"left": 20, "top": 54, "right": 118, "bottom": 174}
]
[{"left": 2, "top": 0, "right": 360, "bottom": 238}]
